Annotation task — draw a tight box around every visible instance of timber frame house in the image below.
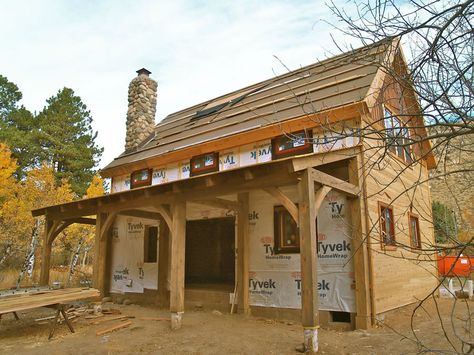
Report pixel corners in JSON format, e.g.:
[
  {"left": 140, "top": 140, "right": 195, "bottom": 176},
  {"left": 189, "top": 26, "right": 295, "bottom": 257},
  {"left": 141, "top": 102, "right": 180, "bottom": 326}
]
[{"left": 33, "top": 38, "right": 438, "bottom": 344}]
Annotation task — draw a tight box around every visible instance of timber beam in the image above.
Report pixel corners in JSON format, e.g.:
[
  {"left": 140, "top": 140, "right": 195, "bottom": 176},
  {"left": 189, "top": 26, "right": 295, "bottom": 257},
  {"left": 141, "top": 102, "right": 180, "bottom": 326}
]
[
  {"left": 33, "top": 160, "right": 300, "bottom": 221},
  {"left": 64, "top": 217, "right": 96, "bottom": 225},
  {"left": 310, "top": 168, "right": 359, "bottom": 198},
  {"left": 263, "top": 187, "right": 299, "bottom": 226},
  {"left": 291, "top": 146, "right": 360, "bottom": 172},
  {"left": 119, "top": 209, "right": 162, "bottom": 221},
  {"left": 193, "top": 198, "right": 241, "bottom": 211}
]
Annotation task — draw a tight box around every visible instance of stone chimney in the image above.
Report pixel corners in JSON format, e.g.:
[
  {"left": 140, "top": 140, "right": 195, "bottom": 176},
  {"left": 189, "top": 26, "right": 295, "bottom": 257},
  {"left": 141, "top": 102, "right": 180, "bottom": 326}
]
[{"left": 125, "top": 68, "right": 157, "bottom": 151}]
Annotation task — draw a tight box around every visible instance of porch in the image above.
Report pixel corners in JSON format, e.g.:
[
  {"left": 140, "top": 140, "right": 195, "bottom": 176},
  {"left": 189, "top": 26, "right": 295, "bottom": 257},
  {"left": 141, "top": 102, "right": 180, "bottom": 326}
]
[{"left": 32, "top": 148, "right": 371, "bottom": 344}]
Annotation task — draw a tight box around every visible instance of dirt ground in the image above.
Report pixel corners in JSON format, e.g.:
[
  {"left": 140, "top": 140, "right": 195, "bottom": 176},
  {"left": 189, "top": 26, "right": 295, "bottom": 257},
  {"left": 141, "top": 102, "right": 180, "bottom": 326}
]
[{"left": 0, "top": 297, "right": 472, "bottom": 354}]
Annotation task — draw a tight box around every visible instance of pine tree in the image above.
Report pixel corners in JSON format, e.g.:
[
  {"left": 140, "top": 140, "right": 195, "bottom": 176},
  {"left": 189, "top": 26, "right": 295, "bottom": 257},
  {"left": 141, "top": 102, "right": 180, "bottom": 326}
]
[
  {"left": 37, "top": 88, "right": 103, "bottom": 196},
  {"left": 0, "top": 75, "right": 38, "bottom": 178}
]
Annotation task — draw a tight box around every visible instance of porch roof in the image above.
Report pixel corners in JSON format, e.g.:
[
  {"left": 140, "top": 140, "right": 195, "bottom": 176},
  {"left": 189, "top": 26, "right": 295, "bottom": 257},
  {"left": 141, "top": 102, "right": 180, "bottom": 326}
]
[{"left": 32, "top": 147, "right": 361, "bottom": 221}]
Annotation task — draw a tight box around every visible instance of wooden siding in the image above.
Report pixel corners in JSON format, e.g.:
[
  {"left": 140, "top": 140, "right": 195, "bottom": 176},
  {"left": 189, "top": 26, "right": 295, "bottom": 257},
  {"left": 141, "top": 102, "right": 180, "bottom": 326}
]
[{"left": 362, "top": 79, "right": 437, "bottom": 313}]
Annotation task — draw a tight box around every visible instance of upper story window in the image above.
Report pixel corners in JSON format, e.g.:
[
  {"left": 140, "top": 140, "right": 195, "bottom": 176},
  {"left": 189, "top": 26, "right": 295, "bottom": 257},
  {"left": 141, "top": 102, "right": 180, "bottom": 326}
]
[
  {"left": 190, "top": 152, "right": 219, "bottom": 176},
  {"left": 384, "top": 108, "right": 412, "bottom": 164},
  {"left": 409, "top": 214, "right": 421, "bottom": 249},
  {"left": 379, "top": 202, "right": 396, "bottom": 248},
  {"left": 131, "top": 168, "right": 152, "bottom": 189},
  {"left": 272, "top": 130, "right": 313, "bottom": 159}
]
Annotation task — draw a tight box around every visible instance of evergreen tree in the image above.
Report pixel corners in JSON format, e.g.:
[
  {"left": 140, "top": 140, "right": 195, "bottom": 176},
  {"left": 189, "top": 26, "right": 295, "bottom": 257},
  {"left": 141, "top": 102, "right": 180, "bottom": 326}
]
[
  {"left": 0, "top": 75, "right": 38, "bottom": 178},
  {"left": 37, "top": 88, "right": 103, "bottom": 196}
]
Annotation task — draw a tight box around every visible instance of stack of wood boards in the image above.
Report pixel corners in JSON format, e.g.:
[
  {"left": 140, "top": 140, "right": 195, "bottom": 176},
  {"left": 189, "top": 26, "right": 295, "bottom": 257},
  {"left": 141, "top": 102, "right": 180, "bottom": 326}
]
[{"left": 0, "top": 288, "right": 100, "bottom": 315}]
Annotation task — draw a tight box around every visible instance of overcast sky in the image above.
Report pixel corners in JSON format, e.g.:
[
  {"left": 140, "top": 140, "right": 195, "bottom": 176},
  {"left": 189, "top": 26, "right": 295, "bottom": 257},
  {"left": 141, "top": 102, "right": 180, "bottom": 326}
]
[{"left": 0, "top": 0, "right": 358, "bottom": 168}]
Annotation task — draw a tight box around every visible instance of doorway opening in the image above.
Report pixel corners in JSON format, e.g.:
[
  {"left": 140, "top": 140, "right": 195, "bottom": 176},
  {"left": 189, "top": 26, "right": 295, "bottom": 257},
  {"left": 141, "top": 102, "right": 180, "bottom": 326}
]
[{"left": 185, "top": 217, "right": 235, "bottom": 291}]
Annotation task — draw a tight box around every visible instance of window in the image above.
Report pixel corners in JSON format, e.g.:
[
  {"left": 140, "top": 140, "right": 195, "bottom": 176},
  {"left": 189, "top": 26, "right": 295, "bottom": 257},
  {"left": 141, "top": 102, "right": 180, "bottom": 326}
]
[
  {"left": 190, "top": 152, "right": 219, "bottom": 176},
  {"left": 131, "top": 169, "right": 152, "bottom": 189},
  {"left": 409, "top": 214, "right": 421, "bottom": 249},
  {"left": 379, "top": 203, "right": 396, "bottom": 247},
  {"left": 144, "top": 226, "right": 158, "bottom": 263},
  {"left": 274, "top": 206, "right": 300, "bottom": 253},
  {"left": 384, "top": 108, "right": 412, "bottom": 163},
  {"left": 272, "top": 130, "right": 313, "bottom": 159}
]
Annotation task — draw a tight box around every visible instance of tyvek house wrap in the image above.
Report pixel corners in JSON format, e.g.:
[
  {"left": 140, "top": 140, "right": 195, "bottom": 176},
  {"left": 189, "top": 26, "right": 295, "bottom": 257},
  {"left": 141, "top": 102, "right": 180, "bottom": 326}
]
[
  {"left": 248, "top": 188, "right": 356, "bottom": 312},
  {"left": 110, "top": 216, "right": 159, "bottom": 294}
]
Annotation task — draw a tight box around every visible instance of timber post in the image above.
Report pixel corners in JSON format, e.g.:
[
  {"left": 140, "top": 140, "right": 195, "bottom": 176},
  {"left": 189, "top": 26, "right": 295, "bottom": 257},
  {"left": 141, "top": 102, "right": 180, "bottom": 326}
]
[
  {"left": 169, "top": 199, "right": 186, "bottom": 330},
  {"left": 93, "top": 212, "right": 114, "bottom": 296},
  {"left": 298, "top": 169, "right": 319, "bottom": 353},
  {"left": 348, "top": 157, "right": 372, "bottom": 329},
  {"left": 39, "top": 219, "right": 54, "bottom": 286},
  {"left": 158, "top": 215, "right": 170, "bottom": 307},
  {"left": 237, "top": 192, "right": 250, "bottom": 315},
  {"left": 298, "top": 168, "right": 332, "bottom": 353}
]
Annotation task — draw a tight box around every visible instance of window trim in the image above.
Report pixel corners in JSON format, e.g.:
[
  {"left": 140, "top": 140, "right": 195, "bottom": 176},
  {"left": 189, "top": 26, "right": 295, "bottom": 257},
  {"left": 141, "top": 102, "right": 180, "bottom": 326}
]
[
  {"left": 383, "top": 106, "right": 413, "bottom": 165},
  {"left": 130, "top": 168, "right": 152, "bottom": 189},
  {"left": 408, "top": 213, "right": 421, "bottom": 249},
  {"left": 190, "top": 152, "right": 219, "bottom": 176},
  {"left": 378, "top": 202, "right": 396, "bottom": 250},
  {"left": 274, "top": 205, "right": 300, "bottom": 254},
  {"left": 271, "top": 130, "right": 313, "bottom": 160}
]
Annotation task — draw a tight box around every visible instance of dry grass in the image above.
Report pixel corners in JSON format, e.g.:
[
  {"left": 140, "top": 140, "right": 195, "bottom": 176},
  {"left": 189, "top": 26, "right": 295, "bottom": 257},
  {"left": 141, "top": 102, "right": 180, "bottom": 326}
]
[{"left": 0, "top": 266, "right": 93, "bottom": 290}]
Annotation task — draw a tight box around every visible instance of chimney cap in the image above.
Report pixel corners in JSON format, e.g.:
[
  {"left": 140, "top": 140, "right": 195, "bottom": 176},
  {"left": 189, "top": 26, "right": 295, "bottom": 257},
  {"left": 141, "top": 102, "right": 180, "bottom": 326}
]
[{"left": 136, "top": 68, "right": 152, "bottom": 76}]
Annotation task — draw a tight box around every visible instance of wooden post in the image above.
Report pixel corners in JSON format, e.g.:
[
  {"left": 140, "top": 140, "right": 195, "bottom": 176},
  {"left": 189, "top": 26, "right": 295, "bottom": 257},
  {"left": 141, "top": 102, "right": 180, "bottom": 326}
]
[
  {"left": 169, "top": 200, "right": 186, "bottom": 330},
  {"left": 39, "top": 219, "right": 54, "bottom": 286},
  {"left": 348, "top": 157, "right": 372, "bottom": 329},
  {"left": 93, "top": 212, "right": 112, "bottom": 296},
  {"left": 158, "top": 216, "right": 170, "bottom": 307},
  {"left": 237, "top": 192, "right": 250, "bottom": 315},
  {"left": 298, "top": 168, "right": 332, "bottom": 354},
  {"left": 298, "top": 169, "right": 319, "bottom": 353}
]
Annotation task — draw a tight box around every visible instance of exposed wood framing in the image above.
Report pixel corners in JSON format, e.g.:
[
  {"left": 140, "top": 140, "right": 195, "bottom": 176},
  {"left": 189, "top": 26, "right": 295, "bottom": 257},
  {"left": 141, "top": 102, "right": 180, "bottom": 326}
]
[
  {"left": 153, "top": 205, "right": 172, "bottom": 231},
  {"left": 40, "top": 220, "right": 54, "bottom": 286},
  {"left": 169, "top": 200, "right": 186, "bottom": 330},
  {"left": 237, "top": 192, "right": 250, "bottom": 315},
  {"left": 291, "top": 146, "right": 360, "bottom": 172},
  {"left": 298, "top": 169, "right": 331, "bottom": 352},
  {"left": 100, "top": 212, "right": 118, "bottom": 241},
  {"left": 63, "top": 217, "right": 96, "bottom": 225},
  {"left": 119, "top": 210, "right": 162, "bottom": 221},
  {"left": 32, "top": 160, "right": 299, "bottom": 221},
  {"left": 311, "top": 169, "right": 359, "bottom": 197},
  {"left": 348, "top": 157, "right": 372, "bottom": 329},
  {"left": 94, "top": 212, "right": 114, "bottom": 296},
  {"left": 158, "top": 215, "right": 170, "bottom": 307},
  {"left": 39, "top": 217, "right": 95, "bottom": 286},
  {"left": 193, "top": 198, "right": 240, "bottom": 211},
  {"left": 263, "top": 187, "right": 299, "bottom": 225}
]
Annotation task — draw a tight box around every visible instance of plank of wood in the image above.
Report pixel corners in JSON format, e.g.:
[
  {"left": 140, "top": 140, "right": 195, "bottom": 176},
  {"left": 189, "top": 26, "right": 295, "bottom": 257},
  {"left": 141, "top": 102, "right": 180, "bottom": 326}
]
[
  {"left": 90, "top": 315, "right": 134, "bottom": 325},
  {"left": 96, "top": 321, "right": 132, "bottom": 336},
  {"left": 0, "top": 288, "right": 100, "bottom": 314}
]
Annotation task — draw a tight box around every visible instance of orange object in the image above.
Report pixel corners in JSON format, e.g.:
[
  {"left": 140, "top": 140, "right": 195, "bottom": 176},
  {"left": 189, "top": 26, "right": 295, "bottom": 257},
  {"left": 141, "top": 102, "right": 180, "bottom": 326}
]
[{"left": 438, "top": 255, "right": 474, "bottom": 277}]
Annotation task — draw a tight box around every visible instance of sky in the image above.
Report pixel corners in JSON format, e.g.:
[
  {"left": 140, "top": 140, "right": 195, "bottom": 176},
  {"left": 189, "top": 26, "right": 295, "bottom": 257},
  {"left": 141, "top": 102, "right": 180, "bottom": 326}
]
[{"left": 0, "top": 0, "right": 359, "bottom": 168}]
